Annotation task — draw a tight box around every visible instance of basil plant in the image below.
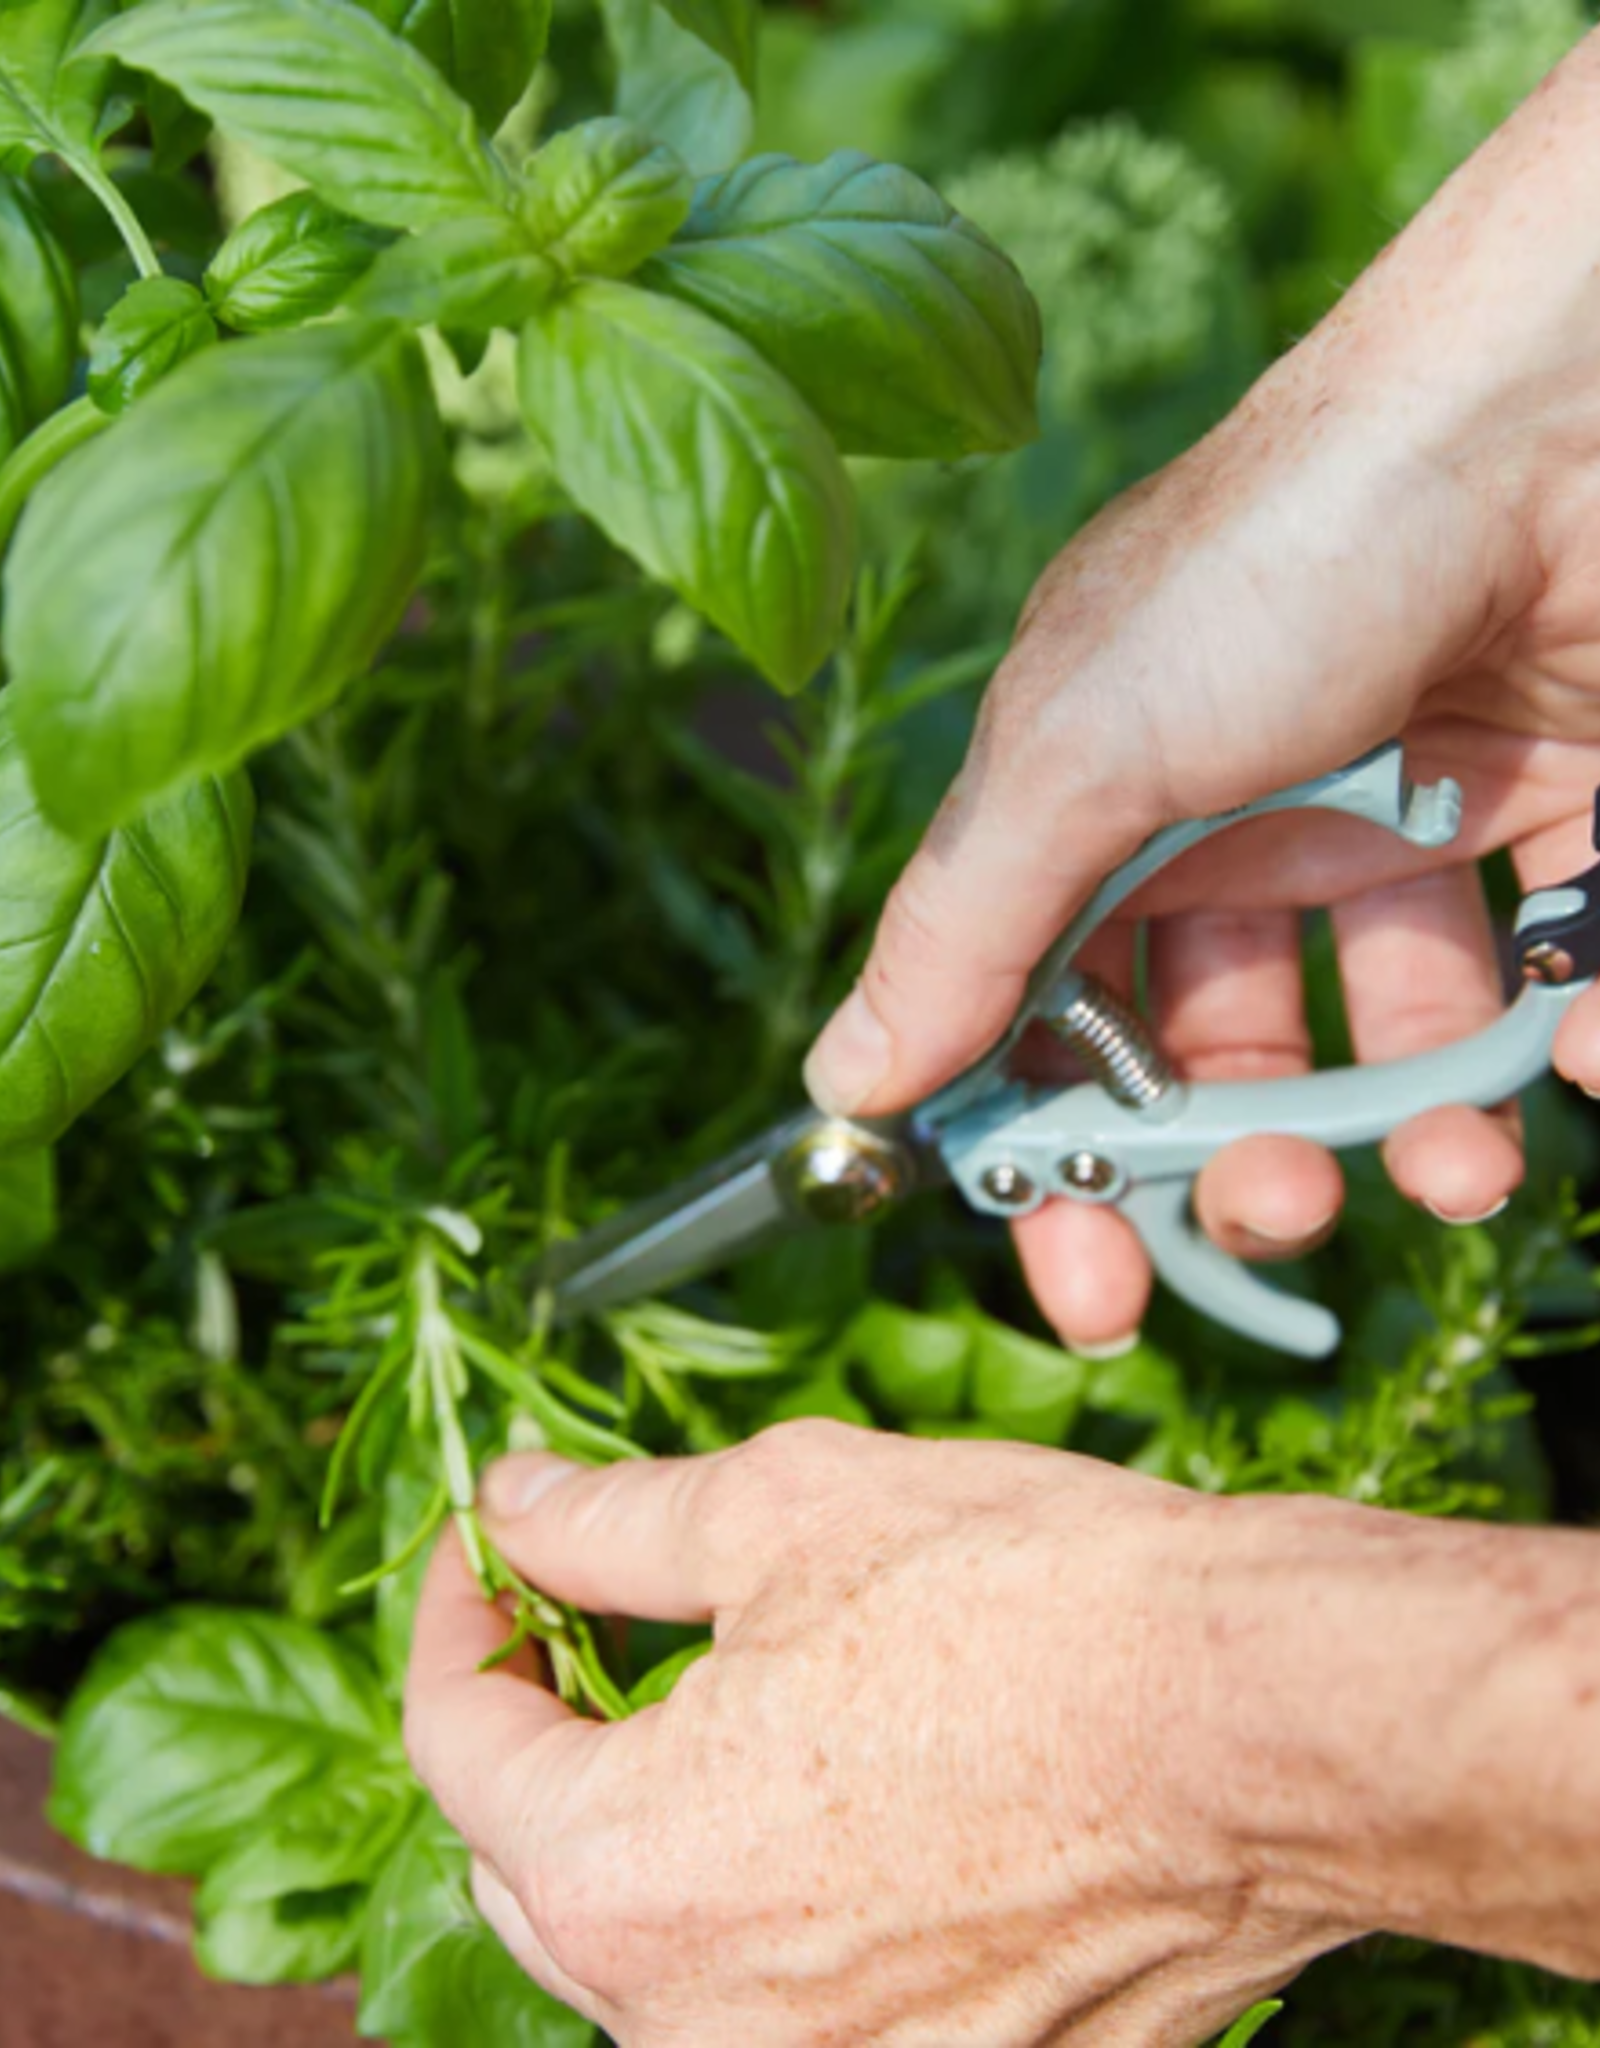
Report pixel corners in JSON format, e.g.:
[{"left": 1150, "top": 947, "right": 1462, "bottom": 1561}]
[{"left": 0, "top": 0, "right": 1040, "bottom": 1180}]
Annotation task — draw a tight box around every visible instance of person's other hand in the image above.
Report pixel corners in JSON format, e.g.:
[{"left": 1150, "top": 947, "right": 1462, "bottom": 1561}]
[
  {"left": 805, "top": 33, "right": 1600, "bottom": 1351},
  {"left": 405, "top": 1430, "right": 1600, "bottom": 2046}
]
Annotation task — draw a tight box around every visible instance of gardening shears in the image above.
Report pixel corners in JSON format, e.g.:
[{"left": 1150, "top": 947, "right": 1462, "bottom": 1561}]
[{"left": 545, "top": 743, "right": 1600, "bottom": 1357}]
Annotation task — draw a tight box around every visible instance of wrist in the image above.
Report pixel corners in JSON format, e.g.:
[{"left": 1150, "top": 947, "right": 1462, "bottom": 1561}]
[
  {"left": 1207, "top": 28, "right": 1600, "bottom": 628},
  {"left": 1194, "top": 1492, "right": 1600, "bottom": 1975},
  {"left": 1311, "top": 30, "right": 1600, "bottom": 530}
]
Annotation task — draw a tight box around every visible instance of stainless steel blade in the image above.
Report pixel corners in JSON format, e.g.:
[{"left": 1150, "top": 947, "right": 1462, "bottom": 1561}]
[
  {"left": 543, "top": 1111, "right": 940, "bottom": 1319},
  {"left": 542, "top": 1113, "right": 821, "bottom": 1320}
]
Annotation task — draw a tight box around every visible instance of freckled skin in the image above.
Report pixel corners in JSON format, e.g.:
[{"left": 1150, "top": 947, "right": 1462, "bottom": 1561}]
[{"left": 408, "top": 1427, "right": 1600, "bottom": 2046}]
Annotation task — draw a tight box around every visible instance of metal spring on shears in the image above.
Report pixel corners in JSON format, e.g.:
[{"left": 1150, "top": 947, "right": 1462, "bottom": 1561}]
[{"left": 1048, "top": 974, "right": 1176, "bottom": 1111}]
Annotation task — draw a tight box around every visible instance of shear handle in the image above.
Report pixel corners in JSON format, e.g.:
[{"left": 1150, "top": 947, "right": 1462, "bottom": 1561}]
[
  {"left": 926, "top": 741, "right": 1463, "bottom": 1126},
  {"left": 945, "top": 888, "right": 1597, "bottom": 1354}
]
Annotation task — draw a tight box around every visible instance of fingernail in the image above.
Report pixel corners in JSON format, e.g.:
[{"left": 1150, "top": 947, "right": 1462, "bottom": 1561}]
[
  {"left": 804, "top": 987, "right": 891, "bottom": 1117},
  {"left": 1240, "top": 1211, "right": 1340, "bottom": 1252},
  {"left": 1424, "top": 1196, "right": 1511, "bottom": 1227},
  {"left": 1582, "top": 1084, "right": 1600, "bottom": 1101},
  {"left": 480, "top": 1453, "right": 580, "bottom": 1518},
  {"left": 1072, "top": 1331, "right": 1141, "bottom": 1361}
]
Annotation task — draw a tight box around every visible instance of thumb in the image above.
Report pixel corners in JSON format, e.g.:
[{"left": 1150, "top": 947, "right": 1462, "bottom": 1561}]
[
  {"left": 479, "top": 1447, "right": 741, "bottom": 1621},
  {"left": 804, "top": 684, "right": 1157, "bottom": 1117}
]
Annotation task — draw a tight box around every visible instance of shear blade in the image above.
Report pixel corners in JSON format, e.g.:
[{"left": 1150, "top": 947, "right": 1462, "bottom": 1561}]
[{"left": 542, "top": 1112, "right": 825, "bottom": 1320}]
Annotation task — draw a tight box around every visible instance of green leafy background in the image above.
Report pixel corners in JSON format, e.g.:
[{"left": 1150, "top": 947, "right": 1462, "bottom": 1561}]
[{"left": 3, "top": 0, "right": 1600, "bottom": 2044}]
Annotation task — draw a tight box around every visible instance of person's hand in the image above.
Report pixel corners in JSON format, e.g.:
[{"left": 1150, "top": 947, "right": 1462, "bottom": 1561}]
[
  {"left": 805, "top": 31, "right": 1600, "bottom": 1353},
  {"left": 406, "top": 1428, "right": 1600, "bottom": 2047}
]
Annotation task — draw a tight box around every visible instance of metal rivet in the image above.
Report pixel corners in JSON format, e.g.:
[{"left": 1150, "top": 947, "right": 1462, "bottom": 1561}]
[
  {"left": 1522, "top": 940, "right": 1577, "bottom": 986},
  {"left": 784, "top": 1123, "right": 910, "bottom": 1225},
  {"left": 1059, "top": 1151, "right": 1116, "bottom": 1194},
  {"left": 980, "top": 1163, "right": 1036, "bottom": 1208}
]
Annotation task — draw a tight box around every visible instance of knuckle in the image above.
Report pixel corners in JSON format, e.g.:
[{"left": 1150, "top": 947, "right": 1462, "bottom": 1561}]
[
  {"left": 526, "top": 1853, "right": 614, "bottom": 1987},
  {"left": 870, "top": 865, "right": 959, "bottom": 991},
  {"left": 707, "top": 1417, "right": 857, "bottom": 1530},
  {"left": 743, "top": 1414, "right": 856, "bottom": 1483},
  {"left": 524, "top": 1818, "right": 651, "bottom": 1997}
]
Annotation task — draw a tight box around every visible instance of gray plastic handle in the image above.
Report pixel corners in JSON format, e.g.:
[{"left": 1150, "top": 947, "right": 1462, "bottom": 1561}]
[
  {"left": 925, "top": 739, "right": 1591, "bottom": 1356},
  {"left": 1121, "top": 1183, "right": 1341, "bottom": 1357},
  {"left": 945, "top": 984, "right": 1583, "bottom": 1357}
]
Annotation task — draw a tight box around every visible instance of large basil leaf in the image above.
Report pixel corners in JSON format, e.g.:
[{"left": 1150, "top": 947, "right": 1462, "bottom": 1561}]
[
  {"left": 521, "top": 117, "right": 690, "bottom": 279},
  {"left": 358, "top": 0, "right": 551, "bottom": 134},
  {"left": 0, "top": 1148, "right": 54, "bottom": 1271},
  {"left": 0, "top": 704, "right": 251, "bottom": 1155},
  {"left": 518, "top": 281, "right": 853, "bottom": 692},
  {"left": 642, "top": 152, "right": 1042, "bottom": 458},
  {"left": 352, "top": 214, "right": 558, "bottom": 331},
  {"left": 359, "top": 1803, "right": 594, "bottom": 2047},
  {"left": 6, "top": 319, "right": 443, "bottom": 836},
  {"left": 199, "top": 1764, "right": 418, "bottom": 1911},
  {"left": 83, "top": 0, "right": 510, "bottom": 228},
  {"left": 50, "top": 1606, "right": 394, "bottom": 1874},
  {"left": 196, "top": 1763, "right": 417, "bottom": 1984},
  {"left": 600, "top": 0, "right": 749, "bottom": 178},
  {"left": 0, "top": 0, "right": 117, "bottom": 164},
  {"left": 0, "top": 170, "right": 77, "bottom": 460},
  {"left": 87, "top": 276, "right": 217, "bottom": 413},
  {"left": 198, "top": 1890, "right": 369, "bottom": 1987},
  {"left": 205, "top": 190, "right": 390, "bottom": 332}
]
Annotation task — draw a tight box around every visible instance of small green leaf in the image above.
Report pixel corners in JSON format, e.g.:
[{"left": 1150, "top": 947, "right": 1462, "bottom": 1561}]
[
  {"left": 357, "top": 0, "right": 552, "bottom": 134},
  {"left": 654, "top": 0, "right": 755, "bottom": 90},
  {"left": 352, "top": 214, "right": 559, "bottom": 331},
  {"left": 848, "top": 1302, "right": 971, "bottom": 1421},
  {"left": 764, "top": 1364, "right": 874, "bottom": 1430},
  {"left": 968, "top": 1316, "right": 1086, "bottom": 1446},
  {"left": 375, "top": 1459, "right": 439, "bottom": 1691},
  {"left": 0, "top": 171, "right": 78, "bottom": 460},
  {"left": 205, "top": 190, "right": 391, "bottom": 332},
  {"left": 88, "top": 277, "right": 218, "bottom": 413},
  {"left": 0, "top": 1148, "right": 54, "bottom": 1272},
  {"left": 642, "top": 152, "right": 1042, "bottom": 458},
  {"left": 518, "top": 280, "right": 854, "bottom": 692},
  {"left": 6, "top": 319, "right": 444, "bottom": 835},
  {"left": 50, "top": 1607, "right": 395, "bottom": 1874},
  {"left": 1085, "top": 1345, "right": 1187, "bottom": 1425},
  {"left": 359, "top": 1803, "right": 593, "bottom": 2047},
  {"left": 521, "top": 117, "right": 691, "bottom": 279},
  {"left": 610, "top": 1303, "right": 808, "bottom": 1379},
  {"left": 627, "top": 1639, "right": 711, "bottom": 1710},
  {"left": 600, "top": 0, "right": 750, "bottom": 178},
  {"left": 0, "top": 702, "right": 251, "bottom": 1154},
  {"left": 1218, "top": 2000, "right": 1284, "bottom": 2048},
  {"left": 83, "top": 0, "right": 510, "bottom": 228},
  {"left": 0, "top": 0, "right": 117, "bottom": 165},
  {"left": 197, "top": 1887, "right": 369, "bottom": 1987}
]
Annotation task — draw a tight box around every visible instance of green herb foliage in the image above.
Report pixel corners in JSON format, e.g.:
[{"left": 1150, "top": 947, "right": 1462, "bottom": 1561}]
[{"left": 1, "top": 1, "right": 1598, "bottom": 2045}]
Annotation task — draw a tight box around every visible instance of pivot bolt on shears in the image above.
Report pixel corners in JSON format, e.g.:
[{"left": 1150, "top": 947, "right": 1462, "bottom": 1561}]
[{"left": 546, "top": 742, "right": 1600, "bottom": 1358}]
